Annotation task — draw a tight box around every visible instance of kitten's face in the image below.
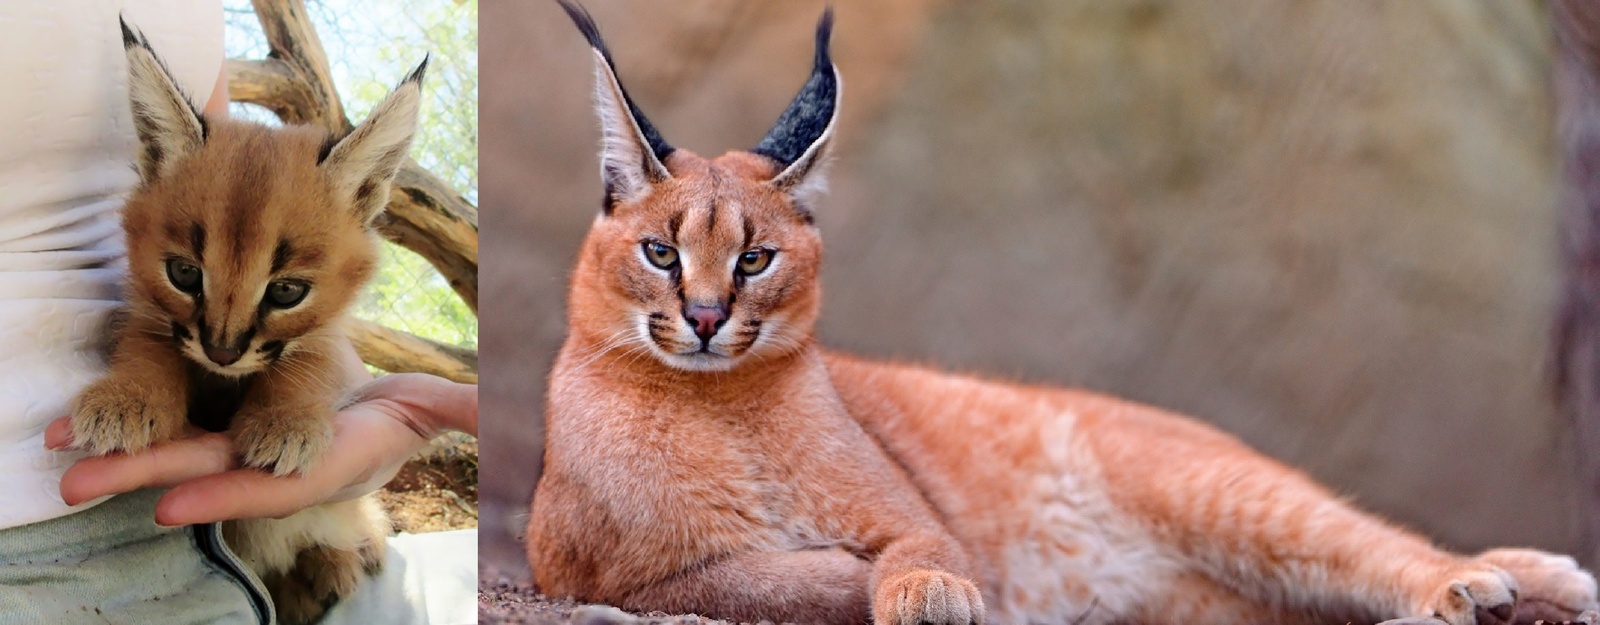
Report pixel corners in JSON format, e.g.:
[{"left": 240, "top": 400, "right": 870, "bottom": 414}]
[
  {"left": 122, "top": 122, "right": 378, "bottom": 377},
  {"left": 117, "top": 25, "right": 423, "bottom": 378},
  {"left": 581, "top": 152, "right": 822, "bottom": 372}
]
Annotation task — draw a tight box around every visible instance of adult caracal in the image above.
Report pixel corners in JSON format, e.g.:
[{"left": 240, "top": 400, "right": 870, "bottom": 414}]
[{"left": 527, "top": 3, "right": 1598, "bottom": 624}]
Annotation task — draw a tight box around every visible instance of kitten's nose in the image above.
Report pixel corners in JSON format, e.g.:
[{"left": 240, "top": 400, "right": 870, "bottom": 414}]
[
  {"left": 684, "top": 303, "right": 728, "bottom": 341},
  {"left": 204, "top": 345, "right": 242, "bottom": 366}
]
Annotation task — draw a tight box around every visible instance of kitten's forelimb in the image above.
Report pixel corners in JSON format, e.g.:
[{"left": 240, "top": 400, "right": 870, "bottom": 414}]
[
  {"left": 231, "top": 336, "right": 344, "bottom": 476},
  {"left": 69, "top": 320, "right": 192, "bottom": 454}
]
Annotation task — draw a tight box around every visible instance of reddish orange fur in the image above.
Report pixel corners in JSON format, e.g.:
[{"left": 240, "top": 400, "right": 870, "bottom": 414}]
[{"left": 528, "top": 146, "right": 1600, "bottom": 625}]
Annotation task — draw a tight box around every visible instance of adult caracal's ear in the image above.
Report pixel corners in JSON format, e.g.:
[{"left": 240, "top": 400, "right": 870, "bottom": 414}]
[
  {"left": 557, "top": 0, "right": 675, "bottom": 215},
  {"left": 753, "top": 7, "right": 840, "bottom": 217},
  {"left": 122, "top": 16, "right": 206, "bottom": 186},
  {"left": 320, "top": 57, "right": 427, "bottom": 225}
]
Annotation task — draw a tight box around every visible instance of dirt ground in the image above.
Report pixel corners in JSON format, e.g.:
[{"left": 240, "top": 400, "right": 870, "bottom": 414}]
[
  {"left": 476, "top": 570, "right": 735, "bottom": 625},
  {"left": 377, "top": 434, "right": 478, "bottom": 533}
]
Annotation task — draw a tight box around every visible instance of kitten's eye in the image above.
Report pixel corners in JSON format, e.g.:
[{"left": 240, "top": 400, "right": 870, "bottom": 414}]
[
  {"left": 642, "top": 241, "right": 678, "bottom": 269},
  {"left": 265, "top": 280, "right": 310, "bottom": 308},
  {"left": 166, "top": 259, "right": 202, "bottom": 294},
  {"left": 737, "top": 249, "right": 773, "bottom": 275}
]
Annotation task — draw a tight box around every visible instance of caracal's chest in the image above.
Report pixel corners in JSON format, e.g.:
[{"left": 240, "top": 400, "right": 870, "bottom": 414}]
[{"left": 593, "top": 392, "right": 882, "bottom": 556}]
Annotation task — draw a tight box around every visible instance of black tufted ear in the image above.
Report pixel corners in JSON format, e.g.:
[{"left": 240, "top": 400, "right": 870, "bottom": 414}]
[
  {"left": 121, "top": 16, "right": 207, "bottom": 186},
  {"left": 752, "top": 7, "right": 840, "bottom": 211},
  {"left": 557, "top": 0, "right": 676, "bottom": 214},
  {"left": 320, "top": 57, "right": 427, "bottom": 226}
]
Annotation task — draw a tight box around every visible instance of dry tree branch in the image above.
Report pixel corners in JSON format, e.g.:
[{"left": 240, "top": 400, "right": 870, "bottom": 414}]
[{"left": 348, "top": 318, "right": 478, "bottom": 384}]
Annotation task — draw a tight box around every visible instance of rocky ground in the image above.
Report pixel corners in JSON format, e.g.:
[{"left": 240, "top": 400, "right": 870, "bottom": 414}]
[
  {"left": 475, "top": 573, "right": 1599, "bottom": 625},
  {"left": 378, "top": 434, "right": 478, "bottom": 533},
  {"left": 476, "top": 574, "right": 734, "bottom": 625}
]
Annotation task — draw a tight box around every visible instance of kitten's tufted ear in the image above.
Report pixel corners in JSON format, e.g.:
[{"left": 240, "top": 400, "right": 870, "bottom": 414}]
[
  {"left": 753, "top": 7, "right": 840, "bottom": 216},
  {"left": 122, "top": 17, "right": 206, "bottom": 186},
  {"left": 321, "top": 57, "right": 427, "bottom": 225},
  {"left": 557, "top": 0, "right": 675, "bottom": 214}
]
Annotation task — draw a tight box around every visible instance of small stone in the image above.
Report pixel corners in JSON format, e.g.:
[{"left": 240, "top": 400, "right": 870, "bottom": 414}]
[{"left": 570, "top": 604, "right": 642, "bottom": 625}]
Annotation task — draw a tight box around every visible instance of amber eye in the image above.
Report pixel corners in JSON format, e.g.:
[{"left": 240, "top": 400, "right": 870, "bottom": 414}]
[
  {"left": 166, "top": 259, "right": 202, "bottom": 294},
  {"left": 737, "top": 249, "right": 774, "bottom": 275},
  {"left": 265, "top": 280, "right": 310, "bottom": 309},
  {"left": 643, "top": 241, "right": 679, "bottom": 269}
]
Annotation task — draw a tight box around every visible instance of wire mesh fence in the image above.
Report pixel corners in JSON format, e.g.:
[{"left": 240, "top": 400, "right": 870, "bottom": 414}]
[{"left": 224, "top": 0, "right": 478, "bottom": 352}]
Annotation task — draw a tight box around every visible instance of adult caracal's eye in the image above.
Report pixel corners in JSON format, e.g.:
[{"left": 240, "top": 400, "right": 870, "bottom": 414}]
[
  {"left": 643, "top": 241, "right": 678, "bottom": 269},
  {"left": 737, "top": 249, "right": 773, "bottom": 276},
  {"left": 265, "top": 280, "right": 310, "bottom": 308},
  {"left": 166, "top": 258, "right": 202, "bottom": 294}
]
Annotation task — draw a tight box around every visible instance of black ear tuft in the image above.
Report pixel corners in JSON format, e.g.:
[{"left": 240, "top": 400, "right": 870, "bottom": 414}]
[
  {"left": 123, "top": 17, "right": 208, "bottom": 185},
  {"left": 403, "top": 53, "right": 430, "bottom": 86},
  {"left": 119, "top": 14, "right": 141, "bottom": 48},
  {"left": 556, "top": 0, "right": 675, "bottom": 167},
  {"left": 752, "top": 6, "right": 838, "bottom": 170}
]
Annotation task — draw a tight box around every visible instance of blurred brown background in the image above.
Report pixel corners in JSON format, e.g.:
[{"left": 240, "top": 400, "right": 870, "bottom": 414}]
[{"left": 481, "top": 0, "right": 1579, "bottom": 577}]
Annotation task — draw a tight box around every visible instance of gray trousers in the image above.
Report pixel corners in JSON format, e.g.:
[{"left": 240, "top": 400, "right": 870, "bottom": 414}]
[{"left": 0, "top": 489, "right": 265, "bottom": 624}]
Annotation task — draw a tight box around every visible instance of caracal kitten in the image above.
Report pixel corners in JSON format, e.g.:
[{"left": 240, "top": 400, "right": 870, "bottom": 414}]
[
  {"left": 527, "top": 4, "right": 1599, "bottom": 625},
  {"left": 69, "top": 21, "right": 424, "bottom": 625}
]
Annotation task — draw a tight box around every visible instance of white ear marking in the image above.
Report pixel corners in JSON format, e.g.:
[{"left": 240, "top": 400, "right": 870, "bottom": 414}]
[
  {"left": 320, "top": 57, "right": 428, "bottom": 225},
  {"left": 122, "top": 17, "right": 206, "bottom": 185},
  {"left": 558, "top": 0, "right": 676, "bottom": 215},
  {"left": 591, "top": 50, "right": 671, "bottom": 207},
  {"left": 754, "top": 8, "right": 841, "bottom": 217}
]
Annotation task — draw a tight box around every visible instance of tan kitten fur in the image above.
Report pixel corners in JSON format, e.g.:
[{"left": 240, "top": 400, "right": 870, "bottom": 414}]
[
  {"left": 68, "top": 23, "right": 423, "bottom": 625},
  {"left": 528, "top": 5, "right": 1599, "bottom": 625}
]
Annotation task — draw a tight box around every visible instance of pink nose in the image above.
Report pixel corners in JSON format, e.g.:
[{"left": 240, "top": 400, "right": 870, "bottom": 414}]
[{"left": 685, "top": 304, "right": 728, "bottom": 341}]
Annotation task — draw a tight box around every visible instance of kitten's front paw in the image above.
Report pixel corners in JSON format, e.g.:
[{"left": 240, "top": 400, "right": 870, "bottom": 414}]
[
  {"left": 69, "top": 377, "right": 184, "bottom": 455},
  {"left": 1477, "top": 548, "right": 1598, "bottom": 622},
  {"left": 874, "top": 569, "right": 986, "bottom": 625},
  {"left": 1415, "top": 564, "right": 1519, "bottom": 625},
  {"left": 233, "top": 408, "right": 332, "bottom": 476}
]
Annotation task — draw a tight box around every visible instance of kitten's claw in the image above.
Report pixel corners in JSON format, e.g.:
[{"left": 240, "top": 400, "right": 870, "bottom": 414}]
[
  {"left": 233, "top": 408, "right": 332, "bottom": 476},
  {"left": 69, "top": 377, "right": 184, "bottom": 455},
  {"left": 1477, "top": 548, "right": 1599, "bottom": 623},
  {"left": 874, "top": 569, "right": 986, "bottom": 625},
  {"left": 1415, "top": 565, "right": 1518, "bottom": 625}
]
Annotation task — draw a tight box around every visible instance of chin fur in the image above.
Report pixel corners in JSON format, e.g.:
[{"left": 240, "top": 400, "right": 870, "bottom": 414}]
[{"left": 657, "top": 351, "right": 742, "bottom": 372}]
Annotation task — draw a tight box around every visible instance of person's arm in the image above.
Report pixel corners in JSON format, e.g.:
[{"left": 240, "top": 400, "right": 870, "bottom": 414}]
[{"left": 203, "top": 63, "right": 228, "bottom": 117}]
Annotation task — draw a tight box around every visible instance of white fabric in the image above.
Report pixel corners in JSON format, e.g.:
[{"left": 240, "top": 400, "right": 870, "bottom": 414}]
[
  {"left": 0, "top": 1, "right": 223, "bottom": 529},
  {"left": 323, "top": 530, "right": 481, "bottom": 625}
]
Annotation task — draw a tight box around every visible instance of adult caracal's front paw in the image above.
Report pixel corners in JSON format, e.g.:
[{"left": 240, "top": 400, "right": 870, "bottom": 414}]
[
  {"left": 1413, "top": 563, "right": 1519, "bottom": 625},
  {"left": 233, "top": 407, "right": 332, "bottom": 476},
  {"left": 1477, "top": 548, "right": 1598, "bottom": 622},
  {"left": 874, "top": 569, "right": 986, "bottom": 625},
  {"left": 69, "top": 377, "right": 185, "bottom": 455}
]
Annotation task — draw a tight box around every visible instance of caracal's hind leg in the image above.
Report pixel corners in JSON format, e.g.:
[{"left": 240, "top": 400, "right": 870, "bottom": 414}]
[{"left": 1084, "top": 407, "right": 1597, "bottom": 624}]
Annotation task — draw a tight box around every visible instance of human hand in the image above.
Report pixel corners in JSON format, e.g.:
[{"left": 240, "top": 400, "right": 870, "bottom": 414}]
[{"left": 44, "top": 372, "right": 477, "bottom": 525}]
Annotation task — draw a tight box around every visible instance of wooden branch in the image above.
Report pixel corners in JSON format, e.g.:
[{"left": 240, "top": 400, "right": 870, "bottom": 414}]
[
  {"left": 246, "top": 0, "right": 350, "bottom": 132},
  {"left": 377, "top": 165, "right": 480, "bottom": 310},
  {"left": 347, "top": 318, "right": 477, "bottom": 384},
  {"left": 230, "top": 0, "right": 479, "bottom": 311}
]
